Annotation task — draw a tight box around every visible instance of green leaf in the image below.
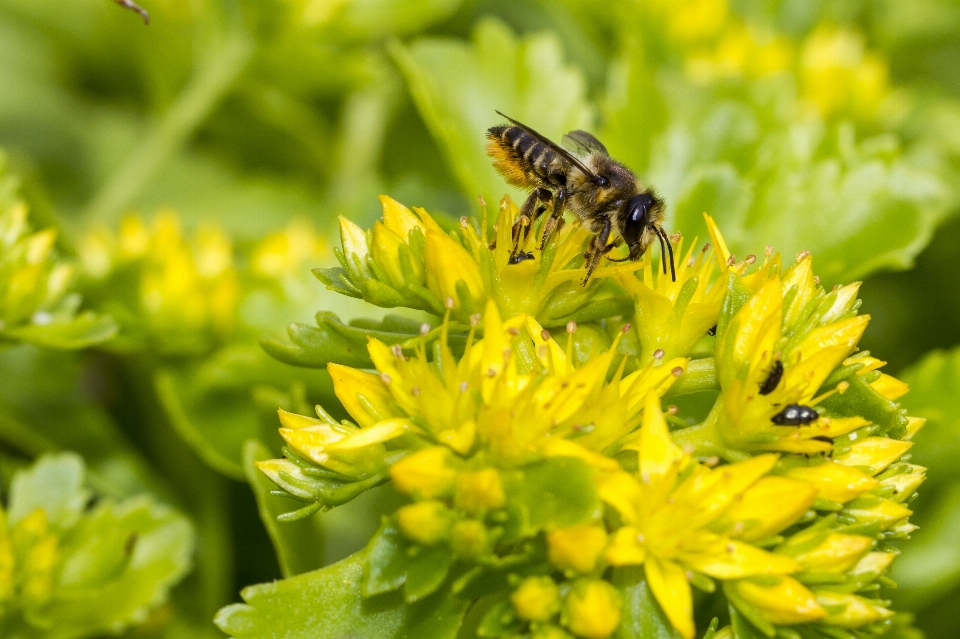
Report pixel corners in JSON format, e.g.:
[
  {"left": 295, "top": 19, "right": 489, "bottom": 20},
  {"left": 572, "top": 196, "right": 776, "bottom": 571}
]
[
  {"left": 244, "top": 440, "right": 325, "bottom": 578},
  {"left": 1, "top": 312, "right": 118, "bottom": 350},
  {"left": 364, "top": 523, "right": 411, "bottom": 597},
  {"left": 392, "top": 17, "right": 594, "bottom": 208},
  {"left": 501, "top": 456, "right": 600, "bottom": 542},
  {"left": 44, "top": 496, "right": 195, "bottom": 639},
  {"left": 404, "top": 545, "right": 452, "bottom": 603},
  {"left": 612, "top": 566, "right": 683, "bottom": 639},
  {"left": 214, "top": 551, "right": 468, "bottom": 639},
  {"left": 7, "top": 452, "right": 88, "bottom": 528},
  {"left": 260, "top": 312, "right": 425, "bottom": 369}
]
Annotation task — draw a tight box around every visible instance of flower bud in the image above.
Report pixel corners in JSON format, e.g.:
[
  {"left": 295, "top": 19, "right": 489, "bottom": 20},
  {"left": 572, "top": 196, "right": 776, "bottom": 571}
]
[
  {"left": 451, "top": 520, "right": 488, "bottom": 559},
  {"left": 511, "top": 576, "right": 561, "bottom": 622},
  {"left": 424, "top": 230, "right": 484, "bottom": 312},
  {"left": 548, "top": 525, "right": 608, "bottom": 573},
  {"left": 396, "top": 501, "right": 452, "bottom": 545},
  {"left": 562, "top": 578, "right": 623, "bottom": 639},
  {"left": 784, "top": 461, "right": 878, "bottom": 504},
  {"left": 815, "top": 592, "right": 893, "bottom": 627},
  {"left": 390, "top": 447, "right": 458, "bottom": 499},
  {"left": 834, "top": 437, "right": 912, "bottom": 475},
  {"left": 454, "top": 469, "right": 505, "bottom": 513}
]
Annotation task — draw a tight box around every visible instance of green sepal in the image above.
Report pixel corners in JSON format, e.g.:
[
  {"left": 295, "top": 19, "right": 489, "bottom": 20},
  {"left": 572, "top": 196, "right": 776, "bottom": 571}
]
[{"left": 818, "top": 374, "right": 908, "bottom": 439}]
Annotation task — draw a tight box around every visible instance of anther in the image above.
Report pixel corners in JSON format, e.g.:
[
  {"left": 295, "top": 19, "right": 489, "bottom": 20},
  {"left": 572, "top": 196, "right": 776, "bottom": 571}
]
[
  {"left": 621, "top": 323, "right": 632, "bottom": 334},
  {"left": 391, "top": 344, "right": 404, "bottom": 358},
  {"left": 667, "top": 405, "right": 678, "bottom": 415},
  {"left": 837, "top": 381, "right": 850, "bottom": 394},
  {"left": 672, "top": 366, "right": 684, "bottom": 377},
  {"left": 701, "top": 242, "right": 711, "bottom": 254},
  {"left": 682, "top": 445, "right": 695, "bottom": 455},
  {"left": 566, "top": 321, "right": 577, "bottom": 334},
  {"left": 507, "top": 327, "right": 519, "bottom": 336},
  {"left": 460, "top": 381, "right": 469, "bottom": 393},
  {"left": 726, "top": 255, "right": 736, "bottom": 266},
  {"left": 654, "top": 349, "right": 665, "bottom": 360},
  {"left": 670, "top": 232, "right": 682, "bottom": 243},
  {"left": 813, "top": 276, "right": 820, "bottom": 286},
  {"left": 796, "top": 250, "right": 810, "bottom": 262},
  {"left": 704, "top": 456, "right": 719, "bottom": 467},
  {"left": 541, "top": 329, "right": 551, "bottom": 341},
  {"left": 470, "top": 313, "right": 481, "bottom": 327},
  {"left": 459, "top": 216, "right": 469, "bottom": 229},
  {"left": 444, "top": 297, "right": 455, "bottom": 310},
  {"left": 744, "top": 254, "right": 756, "bottom": 264},
  {"left": 411, "top": 386, "right": 421, "bottom": 396},
  {"left": 420, "top": 323, "right": 430, "bottom": 335},
  {"left": 477, "top": 195, "right": 486, "bottom": 207},
  {"left": 765, "top": 245, "right": 773, "bottom": 257},
  {"left": 380, "top": 373, "right": 392, "bottom": 384}
]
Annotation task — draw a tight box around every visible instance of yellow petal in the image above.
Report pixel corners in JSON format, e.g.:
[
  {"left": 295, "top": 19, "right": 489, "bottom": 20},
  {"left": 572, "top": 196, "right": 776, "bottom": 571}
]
[
  {"left": 378, "top": 195, "right": 424, "bottom": 238},
  {"left": 904, "top": 416, "right": 925, "bottom": 440},
  {"left": 851, "top": 551, "right": 895, "bottom": 576},
  {"left": 684, "top": 538, "right": 801, "bottom": 579},
  {"left": 784, "top": 461, "right": 879, "bottom": 503},
  {"left": 834, "top": 437, "right": 912, "bottom": 475},
  {"left": 790, "top": 532, "right": 873, "bottom": 573},
  {"left": 728, "top": 576, "right": 826, "bottom": 625},
  {"left": 815, "top": 592, "right": 893, "bottom": 627},
  {"left": 845, "top": 498, "right": 912, "bottom": 529},
  {"left": 424, "top": 230, "right": 485, "bottom": 308},
  {"left": 598, "top": 471, "right": 643, "bottom": 523},
  {"left": 871, "top": 374, "right": 909, "bottom": 400},
  {"left": 703, "top": 212, "right": 732, "bottom": 270},
  {"left": 638, "top": 393, "right": 686, "bottom": 483},
  {"left": 325, "top": 418, "right": 414, "bottom": 450},
  {"left": 721, "top": 476, "right": 816, "bottom": 541},
  {"left": 646, "top": 558, "right": 695, "bottom": 639},
  {"left": 328, "top": 363, "right": 400, "bottom": 428},
  {"left": 371, "top": 221, "right": 409, "bottom": 288},
  {"left": 880, "top": 464, "right": 926, "bottom": 502},
  {"left": 338, "top": 215, "right": 369, "bottom": 260}
]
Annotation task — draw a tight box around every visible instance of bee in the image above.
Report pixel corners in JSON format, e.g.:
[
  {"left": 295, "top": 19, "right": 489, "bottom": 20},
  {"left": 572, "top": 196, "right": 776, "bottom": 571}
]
[{"left": 486, "top": 111, "right": 675, "bottom": 285}]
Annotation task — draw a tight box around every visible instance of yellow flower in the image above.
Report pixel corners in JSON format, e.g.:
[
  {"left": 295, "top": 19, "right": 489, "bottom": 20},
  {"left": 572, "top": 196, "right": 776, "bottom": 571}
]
[
  {"left": 602, "top": 395, "right": 807, "bottom": 639},
  {"left": 800, "top": 26, "right": 891, "bottom": 120},
  {"left": 676, "top": 252, "right": 871, "bottom": 456},
  {"left": 548, "top": 525, "right": 608, "bottom": 574},
  {"left": 616, "top": 229, "right": 725, "bottom": 363},
  {"left": 251, "top": 219, "right": 326, "bottom": 280},
  {"left": 396, "top": 501, "right": 452, "bottom": 545}
]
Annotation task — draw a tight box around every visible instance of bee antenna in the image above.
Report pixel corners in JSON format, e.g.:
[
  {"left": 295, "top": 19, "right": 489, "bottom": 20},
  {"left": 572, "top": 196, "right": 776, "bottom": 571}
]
[
  {"left": 655, "top": 226, "right": 676, "bottom": 282},
  {"left": 655, "top": 228, "right": 668, "bottom": 277}
]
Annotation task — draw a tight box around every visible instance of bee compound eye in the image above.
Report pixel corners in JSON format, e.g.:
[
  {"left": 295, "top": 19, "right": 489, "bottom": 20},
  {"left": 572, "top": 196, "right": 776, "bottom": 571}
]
[{"left": 595, "top": 175, "right": 608, "bottom": 187}]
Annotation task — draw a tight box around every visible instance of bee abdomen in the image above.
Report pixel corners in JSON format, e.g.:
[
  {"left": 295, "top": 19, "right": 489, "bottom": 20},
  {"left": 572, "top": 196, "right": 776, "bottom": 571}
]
[{"left": 487, "top": 125, "right": 562, "bottom": 188}]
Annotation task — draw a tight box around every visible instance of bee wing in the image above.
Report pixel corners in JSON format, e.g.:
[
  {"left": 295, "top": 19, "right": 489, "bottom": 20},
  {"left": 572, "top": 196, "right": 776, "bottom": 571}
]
[
  {"left": 561, "top": 130, "right": 609, "bottom": 157},
  {"left": 495, "top": 111, "right": 600, "bottom": 181}
]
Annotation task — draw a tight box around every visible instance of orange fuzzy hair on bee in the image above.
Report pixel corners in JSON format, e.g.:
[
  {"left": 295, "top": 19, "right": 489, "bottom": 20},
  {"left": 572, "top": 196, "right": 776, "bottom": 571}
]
[{"left": 485, "top": 132, "right": 530, "bottom": 188}]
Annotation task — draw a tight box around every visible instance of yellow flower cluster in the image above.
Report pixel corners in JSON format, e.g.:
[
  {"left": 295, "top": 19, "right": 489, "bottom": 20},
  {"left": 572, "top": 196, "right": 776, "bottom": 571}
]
[
  {"left": 263, "top": 203, "right": 923, "bottom": 639},
  {"left": 325, "top": 195, "right": 644, "bottom": 326},
  {"left": 0, "top": 508, "right": 58, "bottom": 618},
  {"left": 650, "top": 0, "right": 892, "bottom": 121},
  {"left": 0, "top": 202, "right": 74, "bottom": 332}
]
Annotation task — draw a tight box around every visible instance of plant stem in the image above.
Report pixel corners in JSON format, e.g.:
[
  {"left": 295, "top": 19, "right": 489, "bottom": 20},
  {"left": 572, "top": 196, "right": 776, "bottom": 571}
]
[{"left": 82, "top": 31, "right": 254, "bottom": 223}]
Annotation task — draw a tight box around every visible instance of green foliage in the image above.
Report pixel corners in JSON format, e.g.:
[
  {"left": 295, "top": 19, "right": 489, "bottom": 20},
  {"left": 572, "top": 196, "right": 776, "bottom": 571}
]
[{"left": 0, "top": 453, "right": 194, "bottom": 639}]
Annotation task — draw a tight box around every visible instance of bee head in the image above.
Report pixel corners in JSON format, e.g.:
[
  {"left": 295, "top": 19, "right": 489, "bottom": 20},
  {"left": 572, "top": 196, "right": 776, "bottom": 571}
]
[{"left": 620, "top": 193, "right": 661, "bottom": 245}]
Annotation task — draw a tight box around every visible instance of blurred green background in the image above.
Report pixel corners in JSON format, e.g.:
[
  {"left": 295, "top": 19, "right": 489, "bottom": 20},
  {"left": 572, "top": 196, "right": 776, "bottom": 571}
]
[{"left": 0, "top": 0, "right": 958, "bottom": 637}]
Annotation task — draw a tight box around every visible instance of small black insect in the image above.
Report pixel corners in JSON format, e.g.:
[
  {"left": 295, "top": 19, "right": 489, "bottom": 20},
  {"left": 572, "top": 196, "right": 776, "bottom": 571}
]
[
  {"left": 771, "top": 404, "right": 819, "bottom": 426},
  {"left": 508, "top": 251, "right": 535, "bottom": 265},
  {"left": 758, "top": 360, "right": 784, "bottom": 396},
  {"left": 707, "top": 325, "right": 717, "bottom": 336}
]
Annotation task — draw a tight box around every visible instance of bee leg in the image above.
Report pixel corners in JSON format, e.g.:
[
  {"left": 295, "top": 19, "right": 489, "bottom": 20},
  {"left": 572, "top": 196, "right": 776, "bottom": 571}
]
[
  {"left": 512, "top": 188, "right": 551, "bottom": 257},
  {"left": 539, "top": 186, "right": 567, "bottom": 250},
  {"left": 582, "top": 217, "right": 611, "bottom": 286}
]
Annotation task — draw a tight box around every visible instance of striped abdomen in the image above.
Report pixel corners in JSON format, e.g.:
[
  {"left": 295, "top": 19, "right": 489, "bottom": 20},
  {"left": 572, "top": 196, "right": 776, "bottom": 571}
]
[{"left": 486, "top": 125, "right": 567, "bottom": 190}]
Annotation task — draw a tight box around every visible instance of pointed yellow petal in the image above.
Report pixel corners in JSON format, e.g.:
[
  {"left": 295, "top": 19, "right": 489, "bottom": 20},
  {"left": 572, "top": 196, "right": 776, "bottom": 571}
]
[
  {"left": 721, "top": 476, "right": 816, "bottom": 541},
  {"left": 598, "top": 471, "right": 643, "bottom": 523},
  {"left": 605, "top": 526, "right": 647, "bottom": 565},
  {"left": 728, "top": 576, "right": 826, "bottom": 625},
  {"left": 326, "top": 418, "right": 414, "bottom": 450},
  {"left": 639, "top": 393, "right": 686, "bottom": 483},
  {"left": 815, "top": 592, "right": 893, "bottom": 627},
  {"left": 424, "top": 230, "right": 485, "bottom": 307},
  {"left": 703, "top": 212, "right": 731, "bottom": 270},
  {"left": 684, "top": 538, "right": 800, "bottom": 579},
  {"left": 329, "top": 363, "right": 400, "bottom": 428},
  {"left": 338, "top": 215, "right": 369, "bottom": 260},
  {"left": 784, "top": 461, "right": 879, "bottom": 503},
  {"left": 834, "top": 437, "right": 912, "bottom": 475},
  {"left": 646, "top": 558, "right": 695, "bottom": 639},
  {"left": 871, "top": 374, "right": 909, "bottom": 400},
  {"left": 789, "top": 532, "right": 873, "bottom": 573},
  {"left": 845, "top": 498, "right": 912, "bottom": 529},
  {"left": 378, "top": 195, "right": 423, "bottom": 238}
]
